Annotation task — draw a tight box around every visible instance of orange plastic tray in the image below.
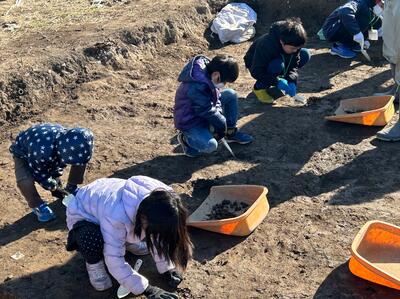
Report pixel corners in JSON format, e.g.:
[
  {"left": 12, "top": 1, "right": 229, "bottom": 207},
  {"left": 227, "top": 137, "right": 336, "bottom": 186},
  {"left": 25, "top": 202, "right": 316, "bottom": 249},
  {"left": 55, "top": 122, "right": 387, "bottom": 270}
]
[
  {"left": 325, "top": 95, "right": 395, "bottom": 126},
  {"left": 187, "top": 185, "right": 269, "bottom": 236},
  {"left": 349, "top": 220, "right": 400, "bottom": 290}
]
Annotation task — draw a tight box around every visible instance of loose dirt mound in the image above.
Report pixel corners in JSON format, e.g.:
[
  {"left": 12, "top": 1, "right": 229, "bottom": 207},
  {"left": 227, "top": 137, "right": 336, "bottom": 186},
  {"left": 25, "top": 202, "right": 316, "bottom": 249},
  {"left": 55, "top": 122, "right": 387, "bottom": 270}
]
[
  {"left": 1, "top": 0, "right": 400, "bottom": 298},
  {"left": 206, "top": 200, "right": 249, "bottom": 220}
]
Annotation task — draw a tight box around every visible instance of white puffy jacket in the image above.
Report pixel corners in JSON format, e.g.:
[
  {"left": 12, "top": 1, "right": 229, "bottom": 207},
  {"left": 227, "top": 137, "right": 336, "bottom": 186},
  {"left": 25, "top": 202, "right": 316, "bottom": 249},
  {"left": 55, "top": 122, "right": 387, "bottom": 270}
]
[{"left": 66, "top": 176, "right": 175, "bottom": 295}]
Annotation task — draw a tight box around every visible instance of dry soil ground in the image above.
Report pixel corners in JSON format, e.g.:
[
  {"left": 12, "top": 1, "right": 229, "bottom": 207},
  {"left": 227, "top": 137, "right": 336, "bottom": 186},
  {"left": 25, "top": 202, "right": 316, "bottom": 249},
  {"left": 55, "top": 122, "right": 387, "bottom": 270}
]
[{"left": 0, "top": 0, "right": 400, "bottom": 298}]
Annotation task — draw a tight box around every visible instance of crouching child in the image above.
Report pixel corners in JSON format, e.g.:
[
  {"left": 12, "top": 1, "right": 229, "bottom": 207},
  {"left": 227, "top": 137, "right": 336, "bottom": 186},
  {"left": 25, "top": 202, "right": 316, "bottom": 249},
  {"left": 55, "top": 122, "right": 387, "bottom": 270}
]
[
  {"left": 66, "top": 175, "right": 193, "bottom": 299},
  {"left": 244, "top": 18, "right": 310, "bottom": 104},
  {"left": 174, "top": 54, "right": 253, "bottom": 157},
  {"left": 9, "top": 123, "right": 94, "bottom": 222},
  {"left": 322, "top": 0, "right": 384, "bottom": 59}
]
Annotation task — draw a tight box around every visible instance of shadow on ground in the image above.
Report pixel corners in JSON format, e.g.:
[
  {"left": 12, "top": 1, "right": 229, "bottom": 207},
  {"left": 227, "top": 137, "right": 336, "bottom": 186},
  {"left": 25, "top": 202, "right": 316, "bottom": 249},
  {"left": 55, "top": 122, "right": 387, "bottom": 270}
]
[
  {"left": 314, "top": 261, "right": 400, "bottom": 299},
  {"left": 0, "top": 199, "right": 66, "bottom": 247}
]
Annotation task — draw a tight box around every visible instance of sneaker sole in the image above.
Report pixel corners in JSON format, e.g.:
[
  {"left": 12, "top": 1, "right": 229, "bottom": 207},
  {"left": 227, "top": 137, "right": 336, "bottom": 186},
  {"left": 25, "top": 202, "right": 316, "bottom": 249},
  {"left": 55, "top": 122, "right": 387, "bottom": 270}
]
[
  {"left": 226, "top": 139, "right": 253, "bottom": 145},
  {"left": 376, "top": 135, "right": 400, "bottom": 142},
  {"left": 177, "top": 133, "right": 199, "bottom": 158},
  {"left": 92, "top": 282, "right": 113, "bottom": 291},
  {"left": 330, "top": 50, "right": 355, "bottom": 59},
  {"left": 37, "top": 214, "right": 56, "bottom": 222}
]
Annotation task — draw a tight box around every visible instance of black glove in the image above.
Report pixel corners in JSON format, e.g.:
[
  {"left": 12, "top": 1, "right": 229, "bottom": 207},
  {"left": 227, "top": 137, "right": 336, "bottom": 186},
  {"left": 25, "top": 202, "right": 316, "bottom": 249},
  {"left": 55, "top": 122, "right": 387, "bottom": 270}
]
[
  {"left": 52, "top": 168, "right": 64, "bottom": 178},
  {"left": 65, "top": 183, "right": 78, "bottom": 195},
  {"left": 208, "top": 112, "right": 227, "bottom": 139},
  {"left": 51, "top": 187, "right": 69, "bottom": 200},
  {"left": 209, "top": 123, "right": 226, "bottom": 141},
  {"left": 143, "top": 285, "right": 179, "bottom": 299},
  {"left": 55, "top": 177, "right": 63, "bottom": 188},
  {"left": 162, "top": 270, "right": 183, "bottom": 288},
  {"left": 213, "top": 131, "right": 225, "bottom": 141}
]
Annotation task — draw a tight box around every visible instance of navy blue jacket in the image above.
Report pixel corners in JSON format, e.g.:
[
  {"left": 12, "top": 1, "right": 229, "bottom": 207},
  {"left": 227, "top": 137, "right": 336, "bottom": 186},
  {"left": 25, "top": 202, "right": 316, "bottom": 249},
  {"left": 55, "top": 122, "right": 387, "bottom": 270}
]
[
  {"left": 10, "top": 123, "right": 94, "bottom": 190},
  {"left": 244, "top": 21, "right": 302, "bottom": 86},
  {"left": 322, "top": 0, "right": 377, "bottom": 39},
  {"left": 174, "top": 55, "right": 226, "bottom": 132}
]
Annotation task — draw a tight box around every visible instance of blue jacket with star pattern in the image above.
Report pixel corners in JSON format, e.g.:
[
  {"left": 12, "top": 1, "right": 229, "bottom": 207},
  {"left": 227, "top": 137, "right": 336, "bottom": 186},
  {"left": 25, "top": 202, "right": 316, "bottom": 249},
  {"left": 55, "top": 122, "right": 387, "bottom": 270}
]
[{"left": 10, "top": 123, "right": 94, "bottom": 190}]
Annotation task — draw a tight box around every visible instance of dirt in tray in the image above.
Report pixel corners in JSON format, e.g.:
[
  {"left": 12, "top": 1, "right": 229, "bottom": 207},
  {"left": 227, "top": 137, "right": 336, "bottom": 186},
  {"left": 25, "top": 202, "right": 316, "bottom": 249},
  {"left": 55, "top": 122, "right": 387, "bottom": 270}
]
[
  {"left": 206, "top": 199, "right": 250, "bottom": 220},
  {"left": 343, "top": 108, "right": 367, "bottom": 114}
]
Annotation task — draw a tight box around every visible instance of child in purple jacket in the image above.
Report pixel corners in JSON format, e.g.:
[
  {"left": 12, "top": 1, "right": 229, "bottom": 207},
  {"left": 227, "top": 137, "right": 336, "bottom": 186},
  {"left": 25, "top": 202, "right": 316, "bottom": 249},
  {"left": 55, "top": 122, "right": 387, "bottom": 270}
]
[{"left": 174, "top": 54, "right": 253, "bottom": 157}]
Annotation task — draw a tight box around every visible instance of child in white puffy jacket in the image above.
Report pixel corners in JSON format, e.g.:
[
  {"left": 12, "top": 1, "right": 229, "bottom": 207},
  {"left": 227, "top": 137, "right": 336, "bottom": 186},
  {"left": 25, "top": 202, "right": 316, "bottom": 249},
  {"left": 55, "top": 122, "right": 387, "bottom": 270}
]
[{"left": 66, "top": 175, "right": 193, "bottom": 298}]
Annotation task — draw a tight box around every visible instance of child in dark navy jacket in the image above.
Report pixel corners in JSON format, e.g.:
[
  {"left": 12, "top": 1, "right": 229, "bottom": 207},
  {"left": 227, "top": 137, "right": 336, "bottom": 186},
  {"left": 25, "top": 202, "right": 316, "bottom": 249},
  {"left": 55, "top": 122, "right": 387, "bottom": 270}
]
[
  {"left": 244, "top": 18, "right": 310, "bottom": 104},
  {"left": 174, "top": 54, "right": 253, "bottom": 157},
  {"left": 322, "top": 0, "right": 383, "bottom": 59},
  {"left": 9, "top": 123, "right": 94, "bottom": 222}
]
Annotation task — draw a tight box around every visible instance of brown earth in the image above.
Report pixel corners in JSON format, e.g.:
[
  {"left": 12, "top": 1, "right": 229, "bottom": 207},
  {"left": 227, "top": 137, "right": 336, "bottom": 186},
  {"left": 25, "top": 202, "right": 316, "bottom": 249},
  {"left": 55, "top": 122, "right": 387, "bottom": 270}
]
[{"left": 1, "top": 0, "right": 400, "bottom": 298}]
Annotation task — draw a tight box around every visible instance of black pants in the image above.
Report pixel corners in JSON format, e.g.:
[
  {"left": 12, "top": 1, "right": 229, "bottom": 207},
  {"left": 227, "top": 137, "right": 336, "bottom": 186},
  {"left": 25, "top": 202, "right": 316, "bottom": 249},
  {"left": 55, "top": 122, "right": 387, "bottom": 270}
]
[
  {"left": 329, "top": 24, "right": 361, "bottom": 48},
  {"left": 328, "top": 19, "right": 382, "bottom": 48},
  {"left": 66, "top": 221, "right": 104, "bottom": 264}
]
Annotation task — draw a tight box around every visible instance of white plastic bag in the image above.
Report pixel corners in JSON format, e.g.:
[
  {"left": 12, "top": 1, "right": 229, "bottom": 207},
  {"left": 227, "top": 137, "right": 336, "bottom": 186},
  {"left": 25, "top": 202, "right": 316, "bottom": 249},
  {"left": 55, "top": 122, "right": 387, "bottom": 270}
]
[{"left": 210, "top": 3, "right": 257, "bottom": 44}]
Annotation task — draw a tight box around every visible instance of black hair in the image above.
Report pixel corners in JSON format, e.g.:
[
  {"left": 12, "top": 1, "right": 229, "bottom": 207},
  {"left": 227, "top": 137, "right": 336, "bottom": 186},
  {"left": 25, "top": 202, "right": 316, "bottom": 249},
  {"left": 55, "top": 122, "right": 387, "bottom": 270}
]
[
  {"left": 134, "top": 189, "right": 193, "bottom": 270},
  {"left": 369, "top": 0, "right": 381, "bottom": 8},
  {"left": 279, "top": 17, "right": 307, "bottom": 47},
  {"left": 206, "top": 54, "right": 239, "bottom": 83}
]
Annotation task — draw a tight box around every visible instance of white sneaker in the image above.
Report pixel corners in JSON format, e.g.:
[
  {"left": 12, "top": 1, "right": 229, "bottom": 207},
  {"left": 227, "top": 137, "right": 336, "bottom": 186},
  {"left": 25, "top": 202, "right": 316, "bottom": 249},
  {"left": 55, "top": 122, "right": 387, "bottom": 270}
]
[
  {"left": 376, "top": 121, "right": 400, "bottom": 142},
  {"left": 86, "top": 260, "right": 113, "bottom": 291},
  {"left": 126, "top": 242, "right": 149, "bottom": 256}
]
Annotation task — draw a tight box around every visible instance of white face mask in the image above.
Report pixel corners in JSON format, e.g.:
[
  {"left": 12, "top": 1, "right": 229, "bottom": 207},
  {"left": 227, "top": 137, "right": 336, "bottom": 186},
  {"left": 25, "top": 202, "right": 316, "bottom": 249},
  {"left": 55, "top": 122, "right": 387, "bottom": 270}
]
[
  {"left": 214, "top": 82, "right": 225, "bottom": 90},
  {"left": 373, "top": 4, "right": 383, "bottom": 17}
]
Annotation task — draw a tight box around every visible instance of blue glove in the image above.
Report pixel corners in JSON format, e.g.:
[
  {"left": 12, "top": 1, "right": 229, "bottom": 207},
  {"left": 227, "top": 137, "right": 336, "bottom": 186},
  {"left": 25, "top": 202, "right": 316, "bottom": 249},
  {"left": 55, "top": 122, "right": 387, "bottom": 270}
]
[
  {"left": 277, "top": 78, "right": 290, "bottom": 94},
  {"left": 288, "top": 82, "right": 297, "bottom": 97}
]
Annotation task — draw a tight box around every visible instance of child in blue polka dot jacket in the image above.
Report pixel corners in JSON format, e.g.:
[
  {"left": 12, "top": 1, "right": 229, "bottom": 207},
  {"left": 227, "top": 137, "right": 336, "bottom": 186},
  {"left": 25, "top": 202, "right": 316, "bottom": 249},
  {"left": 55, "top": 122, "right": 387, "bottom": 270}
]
[{"left": 9, "top": 123, "right": 94, "bottom": 222}]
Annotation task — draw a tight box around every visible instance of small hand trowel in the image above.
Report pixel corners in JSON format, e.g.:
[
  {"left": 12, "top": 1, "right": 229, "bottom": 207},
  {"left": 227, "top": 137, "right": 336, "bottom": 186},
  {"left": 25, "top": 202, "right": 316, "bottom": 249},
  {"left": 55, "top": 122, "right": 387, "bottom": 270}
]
[
  {"left": 220, "top": 138, "right": 236, "bottom": 158},
  {"left": 360, "top": 40, "right": 371, "bottom": 62}
]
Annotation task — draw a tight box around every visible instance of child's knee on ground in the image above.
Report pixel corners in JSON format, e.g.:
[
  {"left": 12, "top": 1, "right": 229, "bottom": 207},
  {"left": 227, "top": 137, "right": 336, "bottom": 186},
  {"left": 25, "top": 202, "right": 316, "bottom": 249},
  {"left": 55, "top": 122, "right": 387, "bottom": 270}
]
[{"left": 189, "top": 136, "right": 218, "bottom": 154}]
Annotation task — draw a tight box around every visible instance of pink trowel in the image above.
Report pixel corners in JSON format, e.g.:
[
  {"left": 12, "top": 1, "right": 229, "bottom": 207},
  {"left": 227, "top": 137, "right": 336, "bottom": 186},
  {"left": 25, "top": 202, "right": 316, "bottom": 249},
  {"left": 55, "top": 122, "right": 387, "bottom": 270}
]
[{"left": 117, "top": 259, "right": 143, "bottom": 298}]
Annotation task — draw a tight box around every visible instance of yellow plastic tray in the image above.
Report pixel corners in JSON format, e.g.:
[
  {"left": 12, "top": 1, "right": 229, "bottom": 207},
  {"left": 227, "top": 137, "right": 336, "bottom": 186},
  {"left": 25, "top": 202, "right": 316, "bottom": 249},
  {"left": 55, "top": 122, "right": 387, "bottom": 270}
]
[
  {"left": 325, "top": 95, "right": 395, "bottom": 126},
  {"left": 349, "top": 220, "right": 400, "bottom": 290},
  {"left": 187, "top": 185, "right": 269, "bottom": 236}
]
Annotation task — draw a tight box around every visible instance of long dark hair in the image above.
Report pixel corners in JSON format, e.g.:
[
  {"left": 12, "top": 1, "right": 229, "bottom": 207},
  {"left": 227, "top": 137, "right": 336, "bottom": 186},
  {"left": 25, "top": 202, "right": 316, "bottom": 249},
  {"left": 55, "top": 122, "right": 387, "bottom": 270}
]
[{"left": 134, "top": 189, "right": 193, "bottom": 270}]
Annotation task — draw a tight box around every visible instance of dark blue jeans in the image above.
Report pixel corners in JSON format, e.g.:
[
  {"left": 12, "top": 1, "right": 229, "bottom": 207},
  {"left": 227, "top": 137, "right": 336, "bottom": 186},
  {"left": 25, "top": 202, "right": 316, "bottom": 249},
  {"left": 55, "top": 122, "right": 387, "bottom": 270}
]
[
  {"left": 181, "top": 89, "right": 238, "bottom": 154},
  {"left": 255, "top": 48, "right": 311, "bottom": 90}
]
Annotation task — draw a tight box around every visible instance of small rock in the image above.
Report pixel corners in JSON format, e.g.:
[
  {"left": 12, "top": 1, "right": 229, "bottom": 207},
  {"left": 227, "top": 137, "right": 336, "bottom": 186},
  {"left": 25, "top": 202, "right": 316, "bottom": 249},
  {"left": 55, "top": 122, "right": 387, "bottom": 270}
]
[
  {"left": 11, "top": 251, "right": 24, "bottom": 260},
  {"left": 195, "top": 5, "right": 210, "bottom": 15},
  {"left": 2, "top": 22, "right": 19, "bottom": 32},
  {"left": 4, "top": 275, "right": 13, "bottom": 282}
]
